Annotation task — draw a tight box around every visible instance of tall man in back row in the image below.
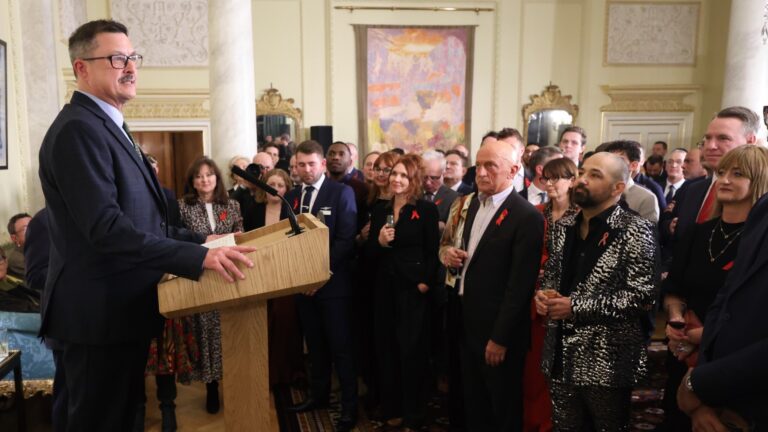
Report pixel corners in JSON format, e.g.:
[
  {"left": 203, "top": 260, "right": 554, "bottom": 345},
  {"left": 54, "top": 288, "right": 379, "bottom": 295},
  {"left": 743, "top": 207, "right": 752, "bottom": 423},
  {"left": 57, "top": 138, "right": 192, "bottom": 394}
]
[{"left": 38, "top": 20, "right": 254, "bottom": 431}]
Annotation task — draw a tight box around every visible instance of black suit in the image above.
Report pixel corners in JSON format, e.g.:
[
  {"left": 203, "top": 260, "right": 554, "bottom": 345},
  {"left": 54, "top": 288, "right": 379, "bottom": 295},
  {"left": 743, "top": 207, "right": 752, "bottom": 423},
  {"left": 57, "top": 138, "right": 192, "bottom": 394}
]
[
  {"left": 430, "top": 185, "right": 460, "bottom": 223},
  {"left": 369, "top": 199, "right": 440, "bottom": 428},
  {"left": 691, "top": 193, "right": 768, "bottom": 426},
  {"left": 635, "top": 173, "right": 667, "bottom": 212},
  {"left": 39, "top": 91, "right": 207, "bottom": 430},
  {"left": 460, "top": 191, "right": 544, "bottom": 431},
  {"left": 284, "top": 177, "right": 359, "bottom": 414}
]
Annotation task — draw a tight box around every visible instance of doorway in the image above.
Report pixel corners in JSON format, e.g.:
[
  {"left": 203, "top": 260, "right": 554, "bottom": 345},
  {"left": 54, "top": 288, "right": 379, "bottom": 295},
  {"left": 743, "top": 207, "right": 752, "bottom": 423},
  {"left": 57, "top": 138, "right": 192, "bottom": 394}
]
[{"left": 133, "top": 131, "right": 204, "bottom": 198}]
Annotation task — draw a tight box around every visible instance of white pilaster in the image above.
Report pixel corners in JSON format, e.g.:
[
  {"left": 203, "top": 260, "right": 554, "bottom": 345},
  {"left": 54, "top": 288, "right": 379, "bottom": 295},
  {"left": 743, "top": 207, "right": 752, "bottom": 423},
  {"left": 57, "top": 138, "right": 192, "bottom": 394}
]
[
  {"left": 721, "top": 0, "right": 768, "bottom": 134},
  {"left": 209, "top": 0, "right": 257, "bottom": 184}
]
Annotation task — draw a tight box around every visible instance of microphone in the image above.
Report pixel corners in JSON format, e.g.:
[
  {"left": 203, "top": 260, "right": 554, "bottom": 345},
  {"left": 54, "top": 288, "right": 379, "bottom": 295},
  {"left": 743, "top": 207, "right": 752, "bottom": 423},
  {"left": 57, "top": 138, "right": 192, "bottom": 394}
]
[{"left": 231, "top": 165, "right": 304, "bottom": 237}]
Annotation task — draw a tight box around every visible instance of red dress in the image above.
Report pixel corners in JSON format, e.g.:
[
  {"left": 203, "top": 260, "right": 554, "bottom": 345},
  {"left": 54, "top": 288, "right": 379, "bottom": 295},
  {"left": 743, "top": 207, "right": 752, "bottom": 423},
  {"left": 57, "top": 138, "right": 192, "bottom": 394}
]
[{"left": 522, "top": 204, "right": 554, "bottom": 432}]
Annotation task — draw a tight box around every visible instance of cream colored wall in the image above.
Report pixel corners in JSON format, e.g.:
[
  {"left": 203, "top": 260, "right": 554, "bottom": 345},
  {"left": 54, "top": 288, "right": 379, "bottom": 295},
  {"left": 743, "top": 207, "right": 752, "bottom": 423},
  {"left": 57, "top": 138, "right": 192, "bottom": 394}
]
[{"left": 0, "top": 0, "right": 32, "bottom": 241}]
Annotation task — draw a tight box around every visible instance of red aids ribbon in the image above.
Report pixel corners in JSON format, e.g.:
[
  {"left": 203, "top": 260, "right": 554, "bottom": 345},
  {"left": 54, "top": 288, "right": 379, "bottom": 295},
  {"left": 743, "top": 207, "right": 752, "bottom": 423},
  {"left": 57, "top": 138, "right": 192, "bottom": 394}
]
[
  {"left": 411, "top": 210, "right": 420, "bottom": 220},
  {"left": 219, "top": 211, "right": 227, "bottom": 222},
  {"left": 434, "top": 198, "right": 443, "bottom": 206},
  {"left": 598, "top": 232, "right": 609, "bottom": 247},
  {"left": 722, "top": 261, "right": 734, "bottom": 271},
  {"left": 495, "top": 209, "right": 509, "bottom": 226},
  {"left": 293, "top": 198, "right": 299, "bottom": 210}
]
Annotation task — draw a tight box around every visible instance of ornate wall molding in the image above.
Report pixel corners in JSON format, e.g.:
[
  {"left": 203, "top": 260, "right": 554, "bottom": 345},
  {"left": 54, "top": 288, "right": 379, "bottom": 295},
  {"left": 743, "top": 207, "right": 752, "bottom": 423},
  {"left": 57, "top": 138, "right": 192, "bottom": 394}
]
[
  {"left": 522, "top": 84, "right": 579, "bottom": 142},
  {"left": 600, "top": 84, "right": 699, "bottom": 112},
  {"left": 110, "top": 0, "right": 209, "bottom": 67},
  {"left": 58, "top": 0, "right": 87, "bottom": 42}
]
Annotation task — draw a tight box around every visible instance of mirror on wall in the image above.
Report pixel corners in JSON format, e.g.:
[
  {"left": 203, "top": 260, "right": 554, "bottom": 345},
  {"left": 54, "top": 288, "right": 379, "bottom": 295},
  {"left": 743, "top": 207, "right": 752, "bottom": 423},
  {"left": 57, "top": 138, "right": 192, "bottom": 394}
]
[
  {"left": 256, "top": 87, "right": 302, "bottom": 144},
  {"left": 522, "top": 84, "right": 579, "bottom": 147}
]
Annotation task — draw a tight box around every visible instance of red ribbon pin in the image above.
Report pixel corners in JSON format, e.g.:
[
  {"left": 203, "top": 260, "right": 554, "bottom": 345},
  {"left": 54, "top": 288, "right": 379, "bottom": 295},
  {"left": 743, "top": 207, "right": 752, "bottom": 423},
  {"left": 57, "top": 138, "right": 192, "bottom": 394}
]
[
  {"left": 411, "top": 210, "right": 420, "bottom": 220},
  {"left": 722, "top": 261, "right": 734, "bottom": 271},
  {"left": 495, "top": 209, "right": 509, "bottom": 226},
  {"left": 434, "top": 198, "right": 443, "bottom": 206},
  {"left": 598, "top": 232, "right": 609, "bottom": 247},
  {"left": 293, "top": 197, "right": 299, "bottom": 210},
  {"left": 219, "top": 211, "right": 227, "bottom": 222}
]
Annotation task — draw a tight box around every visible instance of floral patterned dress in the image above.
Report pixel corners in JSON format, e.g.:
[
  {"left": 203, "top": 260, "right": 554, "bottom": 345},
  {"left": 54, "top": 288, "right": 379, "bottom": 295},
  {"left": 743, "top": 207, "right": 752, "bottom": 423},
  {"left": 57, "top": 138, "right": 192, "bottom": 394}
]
[{"left": 178, "top": 198, "right": 243, "bottom": 383}]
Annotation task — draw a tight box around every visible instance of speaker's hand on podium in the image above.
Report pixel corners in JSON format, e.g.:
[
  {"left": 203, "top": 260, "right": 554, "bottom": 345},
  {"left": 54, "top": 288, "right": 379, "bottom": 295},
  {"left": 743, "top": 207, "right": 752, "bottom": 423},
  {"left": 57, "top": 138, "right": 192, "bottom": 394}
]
[{"left": 203, "top": 246, "right": 256, "bottom": 282}]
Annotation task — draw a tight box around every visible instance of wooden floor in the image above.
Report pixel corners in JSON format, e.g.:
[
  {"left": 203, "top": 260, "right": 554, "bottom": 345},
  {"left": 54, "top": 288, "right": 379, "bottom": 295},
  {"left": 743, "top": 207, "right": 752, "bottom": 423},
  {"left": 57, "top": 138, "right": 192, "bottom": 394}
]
[{"left": 143, "top": 377, "right": 224, "bottom": 431}]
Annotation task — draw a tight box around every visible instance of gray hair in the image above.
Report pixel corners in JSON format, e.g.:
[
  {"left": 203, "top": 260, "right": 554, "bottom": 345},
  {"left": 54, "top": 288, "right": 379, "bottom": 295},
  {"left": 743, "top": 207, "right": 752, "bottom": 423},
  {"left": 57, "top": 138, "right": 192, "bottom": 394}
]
[
  {"left": 422, "top": 150, "right": 447, "bottom": 171},
  {"left": 716, "top": 106, "right": 761, "bottom": 137}
]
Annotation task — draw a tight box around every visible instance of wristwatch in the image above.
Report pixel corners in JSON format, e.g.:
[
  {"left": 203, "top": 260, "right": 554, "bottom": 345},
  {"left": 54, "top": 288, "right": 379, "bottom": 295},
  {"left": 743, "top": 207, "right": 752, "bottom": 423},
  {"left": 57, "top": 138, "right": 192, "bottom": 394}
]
[{"left": 685, "top": 373, "right": 694, "bottom": 393}]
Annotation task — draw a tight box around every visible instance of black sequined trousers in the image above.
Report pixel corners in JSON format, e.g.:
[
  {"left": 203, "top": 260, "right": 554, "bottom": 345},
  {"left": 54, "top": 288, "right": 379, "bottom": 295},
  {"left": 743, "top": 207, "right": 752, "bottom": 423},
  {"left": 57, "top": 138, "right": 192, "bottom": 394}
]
[{"left": 549, "top": 381, "right": 632, "bottom": 432}]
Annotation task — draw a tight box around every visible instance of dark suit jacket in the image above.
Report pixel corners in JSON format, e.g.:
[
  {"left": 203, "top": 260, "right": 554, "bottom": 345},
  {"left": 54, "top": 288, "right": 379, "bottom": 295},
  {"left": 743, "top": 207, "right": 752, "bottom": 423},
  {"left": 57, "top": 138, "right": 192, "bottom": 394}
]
[
  {"left": 24, "top": 208, "right": 50, "bottom": 294},
  {"left": 664, "top": 176, "right": 711, "bottom": 242},
  {"left": 692, "top": 193, "right": 768, "bottom": 424},
  {"left": 456, "top": 182, "right": 474, "bottom": 196},
  {"left": 369, "top": 199, "right": 441, "bottom": 289},
  {"left": 432, "top": 185, "right": 459, "bottom": 223},
  {"left": 461, "top": 191, "right": 544, "bottom": 354},
  {"left": 162, "top": 187, "right": 182, "bottom": 228},
  {"left": 463, "top": 165, "right": 476, "bottom": 189},
  {"left": 285, "top": 177, "right": 357, "bottom": 299},
  {"left": 38, "top": 91, "right": 207, "bottom": 344}
]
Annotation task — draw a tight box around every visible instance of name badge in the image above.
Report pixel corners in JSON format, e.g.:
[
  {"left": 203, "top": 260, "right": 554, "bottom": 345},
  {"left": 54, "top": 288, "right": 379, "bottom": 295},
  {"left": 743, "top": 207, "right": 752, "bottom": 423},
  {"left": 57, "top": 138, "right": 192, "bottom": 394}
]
[{"left": 320, "top": 207, "right": 332, "bottom": 216}]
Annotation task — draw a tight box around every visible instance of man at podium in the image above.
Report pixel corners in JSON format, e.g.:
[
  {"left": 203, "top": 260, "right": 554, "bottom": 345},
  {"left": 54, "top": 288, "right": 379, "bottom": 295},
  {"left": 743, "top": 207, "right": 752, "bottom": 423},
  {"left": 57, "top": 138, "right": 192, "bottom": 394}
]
[
  {"left": 38, "top": 20, "right": 254, "bottom": 431},
  {"left": 285, "top": 140, "right": 359, "bottom": 432}
]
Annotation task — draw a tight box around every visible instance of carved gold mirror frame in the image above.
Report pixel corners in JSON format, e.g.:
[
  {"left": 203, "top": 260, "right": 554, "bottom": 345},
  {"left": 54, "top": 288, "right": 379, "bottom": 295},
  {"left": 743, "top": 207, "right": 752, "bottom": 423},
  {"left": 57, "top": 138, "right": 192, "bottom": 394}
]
[
  {"left": 256, "top": 88, "right": 303, "bottom": 142},
  {"left": 522, "top": 84, "right": 579, "bottom": 145}
]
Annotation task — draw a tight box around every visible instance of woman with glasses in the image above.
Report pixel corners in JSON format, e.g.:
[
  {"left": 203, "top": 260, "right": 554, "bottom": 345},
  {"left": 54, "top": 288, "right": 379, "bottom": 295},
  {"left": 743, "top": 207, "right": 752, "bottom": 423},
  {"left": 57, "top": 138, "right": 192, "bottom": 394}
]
[
  {"left": 178, "top": 156, "right": 243, "bottom": 415},
  {"left": 660, "top": 145, "right": 768, "bottom": 431},
  {"left": 368, "top": 154, "right": 440, "bottom": 431},
  {"left": 524, "top": 157, "right": 578, "bottom": 432}
]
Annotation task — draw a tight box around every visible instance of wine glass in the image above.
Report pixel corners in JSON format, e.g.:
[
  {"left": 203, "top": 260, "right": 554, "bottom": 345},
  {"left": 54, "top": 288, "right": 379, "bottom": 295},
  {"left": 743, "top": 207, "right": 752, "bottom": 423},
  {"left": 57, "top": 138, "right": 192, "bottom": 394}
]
[
  {"left": 665, "top": 302, "right": 692, "bottom": 354},
  {"left": 383, "top": 214, "right": 395, "bottom": 248},
  {"left": 539, "top": 288, "right": 561, "bottom": 328}
]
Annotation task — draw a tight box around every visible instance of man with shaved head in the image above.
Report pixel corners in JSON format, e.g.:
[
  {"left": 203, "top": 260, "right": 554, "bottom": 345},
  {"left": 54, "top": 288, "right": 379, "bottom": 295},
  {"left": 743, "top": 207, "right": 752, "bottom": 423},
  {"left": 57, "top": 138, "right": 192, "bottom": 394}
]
[
  {"left": 440, "top": 138, "right": 544, "bottom": 431},
  {"left": 252, "top": 151, "right": 275, "bottom": 178},
  {"left": 535, "top": 152, "right": 659, "bottom": 431}
]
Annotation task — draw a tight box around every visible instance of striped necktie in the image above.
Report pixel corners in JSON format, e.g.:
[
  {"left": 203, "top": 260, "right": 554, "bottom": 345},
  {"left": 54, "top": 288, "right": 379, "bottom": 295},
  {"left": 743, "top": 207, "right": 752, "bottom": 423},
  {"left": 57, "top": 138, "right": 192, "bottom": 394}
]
[{"left": 121, "top": 122, "right": 143, "bottom": 158}]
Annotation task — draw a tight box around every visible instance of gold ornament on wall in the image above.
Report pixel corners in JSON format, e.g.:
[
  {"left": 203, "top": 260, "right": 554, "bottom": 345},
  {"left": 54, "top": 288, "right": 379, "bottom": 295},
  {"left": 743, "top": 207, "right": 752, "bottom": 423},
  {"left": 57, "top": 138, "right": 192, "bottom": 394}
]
[{"left": 522, "top": 84, "right": 579, "bottom": 146}]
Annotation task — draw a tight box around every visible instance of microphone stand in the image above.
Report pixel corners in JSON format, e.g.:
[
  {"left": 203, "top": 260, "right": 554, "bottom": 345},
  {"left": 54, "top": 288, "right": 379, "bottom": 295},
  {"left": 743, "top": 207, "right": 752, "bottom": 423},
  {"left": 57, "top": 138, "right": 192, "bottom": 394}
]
[{"left": 231, "top": 166, "right": 304, "bottom": 237}]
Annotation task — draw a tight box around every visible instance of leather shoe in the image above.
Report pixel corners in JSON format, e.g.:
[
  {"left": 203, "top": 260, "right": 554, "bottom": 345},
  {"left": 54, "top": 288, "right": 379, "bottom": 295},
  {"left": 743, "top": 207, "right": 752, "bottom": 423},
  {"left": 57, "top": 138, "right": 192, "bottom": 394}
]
[
  {"left": 286, "top": 397, "right": 329, "bottom": 413},
  {"left": 335, "top": 411, "right": 358, "bottom": 432}
]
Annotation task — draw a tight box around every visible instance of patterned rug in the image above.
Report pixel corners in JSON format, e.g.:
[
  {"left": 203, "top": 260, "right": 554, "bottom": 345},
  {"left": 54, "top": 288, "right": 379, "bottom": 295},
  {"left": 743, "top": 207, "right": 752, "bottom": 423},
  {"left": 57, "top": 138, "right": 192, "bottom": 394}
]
[{"left": 276, "top": 342, "right": 669, "bottom": 432}]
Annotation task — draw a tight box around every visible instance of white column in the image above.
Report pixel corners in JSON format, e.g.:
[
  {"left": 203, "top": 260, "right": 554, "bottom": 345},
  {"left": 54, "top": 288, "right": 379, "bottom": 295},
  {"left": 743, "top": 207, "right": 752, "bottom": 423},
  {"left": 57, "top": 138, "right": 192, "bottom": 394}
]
[
  {"left": 209, "top": 0, "right": 257, "bottom": 185},
  {"left": 721, "top": 0, "right": 768, "bottom": 131}
]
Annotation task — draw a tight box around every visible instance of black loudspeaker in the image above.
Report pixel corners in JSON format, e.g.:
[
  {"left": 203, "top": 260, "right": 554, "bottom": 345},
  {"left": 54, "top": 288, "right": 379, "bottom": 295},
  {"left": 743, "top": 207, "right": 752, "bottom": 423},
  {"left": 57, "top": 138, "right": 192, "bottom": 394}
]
[{"left": 310, "top": 126, "right": 333, "bottom": 154}]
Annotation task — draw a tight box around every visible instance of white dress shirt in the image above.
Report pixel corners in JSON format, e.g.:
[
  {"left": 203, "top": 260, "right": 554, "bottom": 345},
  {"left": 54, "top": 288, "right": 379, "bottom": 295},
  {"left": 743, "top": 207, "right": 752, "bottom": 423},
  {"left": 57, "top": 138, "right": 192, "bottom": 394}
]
[
  {"left": 527, "top": 182, "right": 547, "bottom": 205},
  {"left": 301, "top": 174, "right": 326, "bottom": 213}
]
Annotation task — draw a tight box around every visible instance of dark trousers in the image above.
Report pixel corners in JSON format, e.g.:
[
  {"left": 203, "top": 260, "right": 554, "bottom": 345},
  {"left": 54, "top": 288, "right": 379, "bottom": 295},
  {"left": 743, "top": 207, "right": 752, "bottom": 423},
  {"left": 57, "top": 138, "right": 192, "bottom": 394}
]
[
  {"left": 51, "top": 349, "right": 68, "bottom": 432},
  {"left": 460, "top": 337, "right": 525, "bottom": 432},
  {"left": 55, "top": 339, "right": 150, "bottom": 432},
  {"left": 446, "top": 288, "right": 466, "bottom": 431},
  {"left": 549, "top": 382, "right": 632, "bottom": 432},
  {"left": 295, "top": 294, "right": 358, "bottom": 414},
  {"left": 659, "top": 351, "right": 691, "bottom": 431},
  {"left": 375, "top": 280, "right": 431, "bottom": 428}
]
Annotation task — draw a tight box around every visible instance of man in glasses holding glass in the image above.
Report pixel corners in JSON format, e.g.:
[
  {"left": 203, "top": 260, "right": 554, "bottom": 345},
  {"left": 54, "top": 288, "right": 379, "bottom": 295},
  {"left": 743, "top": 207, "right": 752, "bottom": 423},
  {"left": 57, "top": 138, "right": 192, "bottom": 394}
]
[{"left": 39, "top": 20, "right": 254, "bottom": 430}]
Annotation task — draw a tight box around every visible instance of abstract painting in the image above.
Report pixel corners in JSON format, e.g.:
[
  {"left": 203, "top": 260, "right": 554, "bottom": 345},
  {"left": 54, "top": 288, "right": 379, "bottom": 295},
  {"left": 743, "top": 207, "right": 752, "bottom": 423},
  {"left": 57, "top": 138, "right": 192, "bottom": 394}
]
[{"left": 355, "top": 26, "right": 474, "bottom": 154}]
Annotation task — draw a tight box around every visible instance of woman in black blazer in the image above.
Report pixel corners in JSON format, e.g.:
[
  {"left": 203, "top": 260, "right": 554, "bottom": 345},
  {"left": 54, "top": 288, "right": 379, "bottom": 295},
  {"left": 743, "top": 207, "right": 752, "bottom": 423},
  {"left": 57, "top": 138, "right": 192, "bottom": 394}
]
[{"left": 369, "top": 154, "right": 440, "bottom": 431}]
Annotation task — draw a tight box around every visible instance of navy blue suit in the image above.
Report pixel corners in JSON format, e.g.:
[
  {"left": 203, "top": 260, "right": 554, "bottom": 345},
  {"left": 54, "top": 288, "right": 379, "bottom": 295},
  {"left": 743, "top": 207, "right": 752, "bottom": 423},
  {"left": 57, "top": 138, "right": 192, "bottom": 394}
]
[
  {"left": 692, "top": 193, "right": 768, "bottom": 426},
  {"left": 285, "top": 177, "right": 359, "bottom": 413},
  {"left": 38, "top": 91, "right": 208, "bottom": 430},
  {"left": 634, "top": 173, "right": 667, "bottom": 212}
]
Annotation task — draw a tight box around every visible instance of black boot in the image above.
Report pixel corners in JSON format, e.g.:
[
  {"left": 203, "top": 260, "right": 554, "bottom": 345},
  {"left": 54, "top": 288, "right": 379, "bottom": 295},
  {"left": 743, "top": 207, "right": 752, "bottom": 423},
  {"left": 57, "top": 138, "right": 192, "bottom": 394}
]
[
  {"left": 206, "top": 380, "right": 220, "bottom": 414},
  {"left": 132, "top": 403, "right": 145, "bottom": 432},
  {"left": 159, "top": 401, "right": 177, "bottom": 432},
  {"left": 156, "top": 374, "right": 178, "bottom": 431}
]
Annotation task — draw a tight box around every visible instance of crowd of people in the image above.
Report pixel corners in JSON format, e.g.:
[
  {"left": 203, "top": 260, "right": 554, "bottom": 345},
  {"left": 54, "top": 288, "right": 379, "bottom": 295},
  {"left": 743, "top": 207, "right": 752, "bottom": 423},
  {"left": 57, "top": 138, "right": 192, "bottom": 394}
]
[{"left": 4, "top": 18, "right": 767, "bottom": 432}]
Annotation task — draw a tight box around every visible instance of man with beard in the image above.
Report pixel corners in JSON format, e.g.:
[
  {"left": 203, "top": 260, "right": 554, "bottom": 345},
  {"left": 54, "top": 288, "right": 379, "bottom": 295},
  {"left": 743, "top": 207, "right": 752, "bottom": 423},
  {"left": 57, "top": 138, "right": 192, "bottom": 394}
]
[
  {"left": 326, "top": 141, "right": 368, "bottom": 232},
  {"left": 535, "top": 152, "right": 659, "bottom": 431}
]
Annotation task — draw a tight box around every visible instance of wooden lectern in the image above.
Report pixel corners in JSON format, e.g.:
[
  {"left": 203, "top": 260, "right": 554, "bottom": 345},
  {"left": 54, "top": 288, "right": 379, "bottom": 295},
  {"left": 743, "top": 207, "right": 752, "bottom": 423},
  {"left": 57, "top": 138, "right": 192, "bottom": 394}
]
[{"left": 158, "top": 214, "right": 330, "bottom": 431}]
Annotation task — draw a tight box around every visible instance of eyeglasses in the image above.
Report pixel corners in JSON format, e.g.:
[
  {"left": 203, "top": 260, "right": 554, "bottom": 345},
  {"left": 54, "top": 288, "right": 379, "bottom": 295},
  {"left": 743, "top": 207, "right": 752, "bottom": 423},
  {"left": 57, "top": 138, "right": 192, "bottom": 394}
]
[
  {"left": 542, "top": 175, "right": 573, "bottom": 184},
  {"left": 374, "top": 167, "right": 392, "bottom": 175},
  {"left": 82, "top": 54, "right": 144, "bottom": 69},
  {"left": 425, "top": 175, "right": 442, "bottom": 182}
]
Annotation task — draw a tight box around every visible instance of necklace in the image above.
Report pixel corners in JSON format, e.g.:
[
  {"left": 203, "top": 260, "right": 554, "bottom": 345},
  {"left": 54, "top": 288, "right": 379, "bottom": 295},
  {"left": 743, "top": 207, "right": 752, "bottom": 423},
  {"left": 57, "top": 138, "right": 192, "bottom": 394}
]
[{"left": 708, "top": 220, "right": 744, "bottom": 263}]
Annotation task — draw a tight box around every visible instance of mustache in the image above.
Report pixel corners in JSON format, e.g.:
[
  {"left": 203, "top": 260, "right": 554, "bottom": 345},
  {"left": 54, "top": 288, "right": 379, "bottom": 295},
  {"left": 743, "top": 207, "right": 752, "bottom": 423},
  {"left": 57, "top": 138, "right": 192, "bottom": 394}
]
[{"left": 118, "top": 75, "right": 135, "bottom": 84}]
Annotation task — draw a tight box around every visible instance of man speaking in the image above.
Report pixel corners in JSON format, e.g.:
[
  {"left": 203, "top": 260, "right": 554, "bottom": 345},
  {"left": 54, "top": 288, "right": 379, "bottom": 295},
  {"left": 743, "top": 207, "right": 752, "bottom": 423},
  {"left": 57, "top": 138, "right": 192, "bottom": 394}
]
[{"left": 38, "top": 20, "right": 254, "bottom": 430}]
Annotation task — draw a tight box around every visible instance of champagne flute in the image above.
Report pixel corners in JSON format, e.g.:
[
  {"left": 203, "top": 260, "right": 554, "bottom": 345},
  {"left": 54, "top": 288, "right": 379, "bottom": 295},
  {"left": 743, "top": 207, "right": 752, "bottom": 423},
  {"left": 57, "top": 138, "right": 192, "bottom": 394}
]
[
  {"left": 448, "top": 236, "right": 467, "bottom": 281},
  {"left": 383, "top": 214, "right": 395, "bottom": 248},
  {"left": 540, "top": 288, "right": 561, "bottom": 328}
]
